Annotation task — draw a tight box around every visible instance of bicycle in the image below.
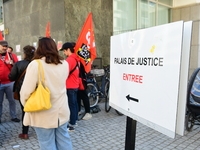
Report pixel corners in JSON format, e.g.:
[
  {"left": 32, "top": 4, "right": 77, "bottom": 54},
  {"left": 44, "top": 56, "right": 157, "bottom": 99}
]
[
  {"left": 105, "top": 87, "right": 123, "bottom": 116},
  {"left": 78, "top": 65, "right": 110, "bottom": 120},
  {"left": 86, "top": 65, "right": 110, "bottom": 107},
  {"left": 86, "top": 65, "right": 123, "bottom": 116}
]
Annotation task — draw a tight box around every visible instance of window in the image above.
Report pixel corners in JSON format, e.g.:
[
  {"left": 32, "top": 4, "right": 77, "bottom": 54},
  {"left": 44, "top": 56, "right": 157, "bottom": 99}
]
[
  {"left": 138, "top": 0, "right": 156, "bottom": 29},
  {"left": 158, "top": 0, "right": 173, "bottom": 6},
  {"left": 113, "top": 0, "right": 137, "bottom": 34},
  {"left": 138, "top": 0, "right": 148, "bottom": 29},
  {"left": 113, "top": 0, "right": 172, "bottom": 35},
  {"left": 158, "top": 4, "right": 171, "bottom": 25},
  {"left": 149, "top": 2, "right": 156, "bottom": 27}
]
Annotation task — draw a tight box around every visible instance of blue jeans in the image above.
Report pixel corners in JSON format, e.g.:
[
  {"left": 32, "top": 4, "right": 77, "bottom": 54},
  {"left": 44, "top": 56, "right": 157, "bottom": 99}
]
[
  {"left": 67, "top": 89, "right": 78, "bottom": 125},
  {"left": 34, "top": 122, "right": 73, "bottom": 150},
  {"left": 0, "top": 82, "right": 17, "bottom": 119}
]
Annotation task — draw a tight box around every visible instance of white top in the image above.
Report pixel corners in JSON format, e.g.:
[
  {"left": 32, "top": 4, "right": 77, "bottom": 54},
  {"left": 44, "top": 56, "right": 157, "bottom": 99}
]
[{"left": 20, "top": 58, "right": 70, "bottom": 128}]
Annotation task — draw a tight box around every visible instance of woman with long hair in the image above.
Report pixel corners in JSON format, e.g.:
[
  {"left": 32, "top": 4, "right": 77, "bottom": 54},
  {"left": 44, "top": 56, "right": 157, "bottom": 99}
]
[
  {"left": 9, "top": 45, "right": 35, "bottom": 139},
  {"left": 20, "top": 37, "right": 72, "bottom": 149}
]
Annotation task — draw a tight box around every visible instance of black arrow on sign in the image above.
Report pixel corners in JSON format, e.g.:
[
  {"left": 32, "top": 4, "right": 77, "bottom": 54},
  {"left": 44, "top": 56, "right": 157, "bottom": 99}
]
[{"left": 126, "top": 95, "right": 139, "bottom": 102}]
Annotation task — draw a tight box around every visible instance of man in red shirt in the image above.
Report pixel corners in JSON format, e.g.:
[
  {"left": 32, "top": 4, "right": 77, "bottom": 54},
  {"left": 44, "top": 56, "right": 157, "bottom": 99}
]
[
  {"left": 7, "top": 46, "right": 18, "bottom": 61},
  {"left": 60, "top": 42, "right": 80, "bottom": 132},
  {"left": 0, "top": 40, "right": 20, "bottom": 123}
]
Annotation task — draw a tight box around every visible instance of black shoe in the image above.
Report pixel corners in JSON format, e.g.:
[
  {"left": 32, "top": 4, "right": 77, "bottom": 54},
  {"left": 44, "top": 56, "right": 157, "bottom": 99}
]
[
  {"left": 67, "top": 126, "right": 75, "bottom": 132},
  {"left": 11, "top": 118, "right": 20, "bottom": 122}
]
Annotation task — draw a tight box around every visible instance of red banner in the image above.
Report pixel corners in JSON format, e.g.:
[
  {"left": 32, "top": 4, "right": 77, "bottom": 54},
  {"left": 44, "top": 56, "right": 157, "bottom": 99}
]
[
  {"left": 0, "top": 31, "right": 4, "bottom": 40},
  {"left": 45, "top": 22, "right": 51, "bottom": 38},
  {"left": 74, "top": 12, "right": 96, "bottom": 73}
]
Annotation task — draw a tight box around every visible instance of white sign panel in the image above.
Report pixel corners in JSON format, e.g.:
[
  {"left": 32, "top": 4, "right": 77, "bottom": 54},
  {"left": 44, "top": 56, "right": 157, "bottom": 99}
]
[
  {"left": 110, "top": 21, "right": 184, "bottom": 138},
  {"left": 16, "top": 45, "right": 20, "bottom": 52},
  {"left": 176, "top": 21, "right": 192, "bottom": 135}
]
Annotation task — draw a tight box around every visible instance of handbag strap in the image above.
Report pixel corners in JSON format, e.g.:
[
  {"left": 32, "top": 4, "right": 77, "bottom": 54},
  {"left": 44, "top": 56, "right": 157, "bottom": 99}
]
[
  {"left": 14, "top": 69, "right": 26, "bottom": 89},
  {"left": 35, "top": 59, "right": 45, "bottom": 85}
]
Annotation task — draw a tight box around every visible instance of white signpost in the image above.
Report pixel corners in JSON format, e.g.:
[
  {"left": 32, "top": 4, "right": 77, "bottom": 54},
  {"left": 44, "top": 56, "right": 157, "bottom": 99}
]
[{"left": 110, "top": 21, "right": 192, "bottom": 139}]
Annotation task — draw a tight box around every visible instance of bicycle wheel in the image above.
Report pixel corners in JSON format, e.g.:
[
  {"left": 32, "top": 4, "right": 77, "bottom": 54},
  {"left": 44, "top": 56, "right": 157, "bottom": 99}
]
[
  {"left": 86, "top": 83, "right": 99, "bottom": 107},
  {"left": 105, "top": 95, "right": 111, "bottom": 112},
  {"left": 104, "top": 80, "right": 110, "bottom": 97},
  {"left": 185, "top": 111, "right": 194, "bottom": 131},
  {"left": 104, "top": 81, "right": 111, "bottom": 112},
  {"left": 105, "top": 81, "right": 111, "bottom": 112}
]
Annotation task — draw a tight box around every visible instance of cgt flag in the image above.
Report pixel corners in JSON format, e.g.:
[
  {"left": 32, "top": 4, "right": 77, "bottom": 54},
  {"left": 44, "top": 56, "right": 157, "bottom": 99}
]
[
  {"left": 0, "top": 31, "right": 4, "bottom": 40},
  {"left": 74, "top": 12, "right": 96, "bottom": 73},
  {"left": 45, "top": 21, "right": 51, "bottom": 38}
]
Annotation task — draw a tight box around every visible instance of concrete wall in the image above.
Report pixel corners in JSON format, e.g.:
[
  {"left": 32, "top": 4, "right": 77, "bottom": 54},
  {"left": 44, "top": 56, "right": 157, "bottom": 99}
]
[
  {"left": 3, "top": 0, "right": 65, "bottom": 57},
  {"left": 174, "top": 0, "right": 199, "bottom": 7},
  {"left": 64, "top": 0, "right": 113, "bottom": 66},
  {"left": 3, "top": 0, "right": 113, "bottom": 66},
  {"left": 172, "top": 3, "right": 200, "bottom": 77}
]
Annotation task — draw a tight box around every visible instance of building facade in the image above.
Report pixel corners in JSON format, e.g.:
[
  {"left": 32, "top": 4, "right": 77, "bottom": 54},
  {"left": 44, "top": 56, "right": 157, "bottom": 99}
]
[
  {"left": 2, "top": 0, "right": 200, "bottom": 75},
  {"left": 3, "top": 0, "right": 112, "bottom": 65},
  {"left": 3, "top": 0, "right": 66, "bottom": 57},
  {"left": 173, "top": 2, "right": 200, "bottom": 76},
  {"left": 0, "top": 0, "right": 4, "bottom": 31},
  {"left": 113, "top": 0, "right": 200, "bottom": 76}
]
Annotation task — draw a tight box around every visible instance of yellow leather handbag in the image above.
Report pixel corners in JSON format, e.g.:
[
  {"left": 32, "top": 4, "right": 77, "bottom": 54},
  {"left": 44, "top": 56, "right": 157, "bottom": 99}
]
[{"left": 24, "top": 60, "right": 51, "bottom": 112}]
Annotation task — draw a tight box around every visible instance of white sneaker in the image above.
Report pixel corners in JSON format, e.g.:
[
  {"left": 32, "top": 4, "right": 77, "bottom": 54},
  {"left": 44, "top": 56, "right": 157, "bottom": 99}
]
[
  {"left": 69, "top": 123, "right": 78, "bottom": 127},
  {"left": 82, "top": 113, "right": 92, "bottom": 120}
]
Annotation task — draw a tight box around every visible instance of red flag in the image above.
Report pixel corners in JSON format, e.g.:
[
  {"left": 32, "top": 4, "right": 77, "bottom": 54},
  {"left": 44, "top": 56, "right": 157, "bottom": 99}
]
[
  {"left": 74, "top": 12, "right": 96, "bottom": 73},
  {"left": 0, "top": 31, "right": 4, "bottom": 40},
  {"left": 45, "top": 22, "right": 51, "bottom": 38}
]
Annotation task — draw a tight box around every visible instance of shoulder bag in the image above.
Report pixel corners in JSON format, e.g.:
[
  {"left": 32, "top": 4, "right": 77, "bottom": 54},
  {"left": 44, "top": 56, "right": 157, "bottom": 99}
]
[
  {"left": 24, "top": 60, "right": 51, "bottom": 112},
  {"left": 13, "top": 69, "right": 26, "bottom": 100}
]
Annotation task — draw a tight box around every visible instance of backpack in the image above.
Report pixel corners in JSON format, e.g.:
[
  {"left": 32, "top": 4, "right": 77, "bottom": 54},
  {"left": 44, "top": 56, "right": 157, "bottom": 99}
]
[
  {"left": 90, "top": 105, "right": 101, "bottom": 113},
  {"left": 191, "top": 69, "right": 200, "bottom": 103},
  {"left": 78, "top": 62, "right": 87, "bottom": 90},
  {"left": 70, "top": 61, "right": 87, "bottom": 90}
]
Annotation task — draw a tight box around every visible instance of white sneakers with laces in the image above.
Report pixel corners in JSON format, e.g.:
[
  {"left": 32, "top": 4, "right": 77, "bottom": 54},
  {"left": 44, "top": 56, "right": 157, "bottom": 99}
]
[{"left": 82, "top": 113, "right": 92, "bottom": 120}]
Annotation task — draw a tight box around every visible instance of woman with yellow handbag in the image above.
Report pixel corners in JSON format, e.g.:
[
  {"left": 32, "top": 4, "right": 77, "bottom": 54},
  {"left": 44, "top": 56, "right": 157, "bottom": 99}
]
[{"left": 20, "top": 37, "right": 72, "bottom": 150}]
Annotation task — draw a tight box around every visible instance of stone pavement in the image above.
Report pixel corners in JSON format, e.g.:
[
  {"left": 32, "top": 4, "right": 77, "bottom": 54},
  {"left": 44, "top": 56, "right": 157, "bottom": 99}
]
[{"left": 1, "top": 98, "right": 200, "bottom": 150}]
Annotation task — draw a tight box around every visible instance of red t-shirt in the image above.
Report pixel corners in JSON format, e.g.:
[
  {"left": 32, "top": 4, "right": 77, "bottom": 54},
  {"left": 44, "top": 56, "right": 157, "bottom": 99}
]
[
  {"left": 11, "top": 53, "right": 18, "bottom": 63},
  {"left": 0, "top": 52, "right": 18, "bottom": 84},
  {"left": 66, "top": 53, "right": 80, "bottom": 89}
]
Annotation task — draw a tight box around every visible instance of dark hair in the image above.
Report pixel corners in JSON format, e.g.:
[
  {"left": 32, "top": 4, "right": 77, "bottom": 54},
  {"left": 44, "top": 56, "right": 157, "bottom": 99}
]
[
  {"left": 69, "top": 47, "right": 75, "bottom": 53},
  {"left": 71, "top": 42, "right": 76, "bottom": 48},
  {"left": 23, "top": 45, "right": 35, "bottom": 61},
  {"left": 33, "top": 37, "right": 64, "bottom": 64},
  {"left": 69, "top": 42, "right": 76, "bottom": 53},
  {"left": 8, "top": 46, "right": 13, "bottom": 52}
]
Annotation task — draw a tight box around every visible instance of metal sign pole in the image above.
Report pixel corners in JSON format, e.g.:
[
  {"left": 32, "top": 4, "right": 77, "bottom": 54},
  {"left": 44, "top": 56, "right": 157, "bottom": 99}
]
[{"left": 125, "top": 116, "right": 137, "bottom": 150}]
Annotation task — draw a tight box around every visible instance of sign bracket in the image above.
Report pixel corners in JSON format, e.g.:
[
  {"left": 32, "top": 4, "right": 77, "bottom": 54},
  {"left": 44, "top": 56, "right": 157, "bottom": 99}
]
[{"left": 125, "top": 116, "right": 137, "bottom": 150}]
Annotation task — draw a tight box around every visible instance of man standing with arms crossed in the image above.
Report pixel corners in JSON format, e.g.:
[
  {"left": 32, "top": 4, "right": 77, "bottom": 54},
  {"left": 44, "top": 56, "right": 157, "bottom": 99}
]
[{"left": 0, "top": 40, "right": 19, "bottom": 123}]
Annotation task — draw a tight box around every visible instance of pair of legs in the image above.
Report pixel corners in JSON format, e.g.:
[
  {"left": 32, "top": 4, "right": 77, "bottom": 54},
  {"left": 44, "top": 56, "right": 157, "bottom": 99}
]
[
  {"left": 67, "top": 89, "right": 78, "bottom": 126},
  {"left": 19, "top": 100, "right": 29, "bottom": 134},
  {"left": 77, "top": 89, "right": 90, "bottom": 113},
  {"left": 34, "top": 122, "right": 72, "bottom": 150},
  {"left": 0, "top": 82, "right": 18, "bottom": 121}
]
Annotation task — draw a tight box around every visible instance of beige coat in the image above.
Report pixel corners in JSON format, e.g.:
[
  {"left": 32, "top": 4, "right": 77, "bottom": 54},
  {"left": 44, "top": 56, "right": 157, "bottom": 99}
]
[{"left": 20, "top": 58, "right": 70, "bottom": 128}]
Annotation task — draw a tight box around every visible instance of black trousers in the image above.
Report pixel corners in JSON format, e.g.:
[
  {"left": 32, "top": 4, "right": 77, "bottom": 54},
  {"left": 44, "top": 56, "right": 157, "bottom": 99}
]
[
  {"left": 19, "top": 99, "right": 29, "bottom": 134},
  {"left": 77, "top": 90, "right": 90, "bottom": 113}
]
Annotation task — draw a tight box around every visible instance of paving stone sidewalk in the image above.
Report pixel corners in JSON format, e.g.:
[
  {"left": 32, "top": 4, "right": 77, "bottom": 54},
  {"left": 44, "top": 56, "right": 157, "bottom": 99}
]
[{"left": 0, "top": 98, "right": 200, "bottom": 150}]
